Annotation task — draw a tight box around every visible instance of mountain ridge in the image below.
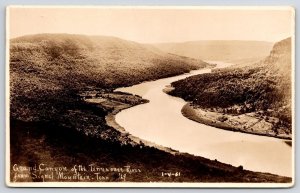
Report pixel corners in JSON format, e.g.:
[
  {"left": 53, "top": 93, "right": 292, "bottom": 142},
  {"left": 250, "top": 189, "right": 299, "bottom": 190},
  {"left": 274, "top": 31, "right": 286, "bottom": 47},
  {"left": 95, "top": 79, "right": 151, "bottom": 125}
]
[
  {"left": 154, "top": 40, "right": 274, "bottom": 63},
  {"left": 10, "top": 33, "right": 208, "bottom": 121}
]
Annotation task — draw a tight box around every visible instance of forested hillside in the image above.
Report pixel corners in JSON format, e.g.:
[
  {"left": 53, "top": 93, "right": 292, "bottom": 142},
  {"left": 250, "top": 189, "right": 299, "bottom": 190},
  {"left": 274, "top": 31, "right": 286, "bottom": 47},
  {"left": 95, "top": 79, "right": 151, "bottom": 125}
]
[
  {"left": 170, "top": 38, "right": 292, "bottom": 136},
  {"left": 10, "top": 34, "right": 207, "bottom": 122}
]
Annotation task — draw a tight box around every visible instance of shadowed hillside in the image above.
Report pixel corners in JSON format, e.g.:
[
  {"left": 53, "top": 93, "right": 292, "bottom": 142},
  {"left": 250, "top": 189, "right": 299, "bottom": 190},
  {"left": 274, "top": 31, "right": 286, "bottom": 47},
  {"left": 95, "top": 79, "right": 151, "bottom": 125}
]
[
  {"left": 155, "top": 40, "right": 273, "bottom": 63},
  {"left": 169, "top": 37, "right": 292, "bottom": 138},
  {"left": 10, "top": 34, "right": 207, "bottom": 122}
]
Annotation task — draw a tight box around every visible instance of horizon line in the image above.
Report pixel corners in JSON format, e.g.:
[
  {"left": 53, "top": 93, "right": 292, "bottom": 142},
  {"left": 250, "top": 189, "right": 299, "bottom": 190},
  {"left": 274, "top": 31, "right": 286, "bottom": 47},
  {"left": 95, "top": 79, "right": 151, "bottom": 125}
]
[{"left": 9, "top": 33, "right": 291, "bottom": 44}]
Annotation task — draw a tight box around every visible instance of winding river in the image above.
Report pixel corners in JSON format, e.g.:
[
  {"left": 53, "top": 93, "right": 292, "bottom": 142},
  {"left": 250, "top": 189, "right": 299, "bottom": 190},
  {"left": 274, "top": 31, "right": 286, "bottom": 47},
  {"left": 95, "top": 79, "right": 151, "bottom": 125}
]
[{"left": 115, "top": 61, "right": 292, "bottom": 177}]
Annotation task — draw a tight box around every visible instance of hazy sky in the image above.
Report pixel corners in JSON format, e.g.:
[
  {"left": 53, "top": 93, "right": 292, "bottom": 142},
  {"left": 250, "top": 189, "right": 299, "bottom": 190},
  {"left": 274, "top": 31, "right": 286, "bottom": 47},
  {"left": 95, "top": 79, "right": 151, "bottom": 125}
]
[{"left": 8, "top": 7, "right": 294, "bottom": 43}]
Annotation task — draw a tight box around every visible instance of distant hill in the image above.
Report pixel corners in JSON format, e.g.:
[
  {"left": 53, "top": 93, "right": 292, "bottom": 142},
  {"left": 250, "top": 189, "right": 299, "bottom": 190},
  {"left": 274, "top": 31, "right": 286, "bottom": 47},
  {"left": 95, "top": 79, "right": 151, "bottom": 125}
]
[
  {"left": 10, "top": 34, "right": 208, "bottom": 121},
  {"left": 154, "top": 40, "right": 274, "bottom": 63},
  {"left": 170, "top": 37, "right": 292, "bottom": 134}
]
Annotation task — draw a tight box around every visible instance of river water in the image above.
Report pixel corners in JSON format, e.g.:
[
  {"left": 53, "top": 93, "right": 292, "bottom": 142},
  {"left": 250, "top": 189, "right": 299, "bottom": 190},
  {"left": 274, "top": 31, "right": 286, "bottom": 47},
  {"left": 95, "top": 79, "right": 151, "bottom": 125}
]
[{"left": 115, "top": 61, "right": 292, "bottom": 177}]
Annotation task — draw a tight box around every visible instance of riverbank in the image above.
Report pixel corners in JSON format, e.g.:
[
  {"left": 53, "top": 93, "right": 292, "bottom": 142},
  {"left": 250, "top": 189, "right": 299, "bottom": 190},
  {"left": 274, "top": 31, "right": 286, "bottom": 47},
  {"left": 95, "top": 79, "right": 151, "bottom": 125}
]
[
  {"left": 168, "top": 38, "right": 292, "bottom": 142},
  {"left": 84, "top": 91, "right": 178, "bottom": 154},
  {"left": 181, "top": 103, "right": 292, "bottom": 140},
  {"left": 10, "top": 72, "right": 292, "bottom": 183},
  {"left": 10, "top": 87, "right": 292, "bottom": 183},
  {"left": 83, "top": 90, "right": 292, "bottom": 182},
  {"left": 114, "top": 65, "right": 292, "bottom": 178}
]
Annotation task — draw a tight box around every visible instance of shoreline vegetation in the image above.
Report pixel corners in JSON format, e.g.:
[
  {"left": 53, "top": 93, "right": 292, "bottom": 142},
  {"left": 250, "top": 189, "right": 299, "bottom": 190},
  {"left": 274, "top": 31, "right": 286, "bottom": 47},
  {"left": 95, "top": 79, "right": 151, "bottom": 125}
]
[
  {"left": 169, "top": 37, "right": 292, "bottom": 141},
  {"left": 84, "top": 90, "right": 177, "bottom": 153},
  {"left": 10, "top": 34, "right": 292, "bottom": 183},
  {"left": 181, "top": 103, "right": 292, "bottom": 140},
  {"left": 81, "top": 90, "right": 292, "bottom": 182},
  {"left": 10, "top": 89, "right": 292, "bottom": 183}
]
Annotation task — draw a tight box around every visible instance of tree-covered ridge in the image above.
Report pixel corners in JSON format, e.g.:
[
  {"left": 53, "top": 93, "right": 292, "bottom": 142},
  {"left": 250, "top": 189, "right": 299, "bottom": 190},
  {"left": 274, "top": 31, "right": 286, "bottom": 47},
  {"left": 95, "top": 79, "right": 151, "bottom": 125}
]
[
  {"left": 10, "top": 34, "right": 208, "bottom": 122},
  {"left": 170, "top": 37, "right": 292, "bottom": 132}
]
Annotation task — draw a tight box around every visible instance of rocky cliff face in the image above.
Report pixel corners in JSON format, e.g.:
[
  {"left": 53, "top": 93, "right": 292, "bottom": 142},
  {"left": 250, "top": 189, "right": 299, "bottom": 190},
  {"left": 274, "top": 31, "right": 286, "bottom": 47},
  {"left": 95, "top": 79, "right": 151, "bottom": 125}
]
[{"left": 263, "top": 37, "right": 291, "bottom": 75}]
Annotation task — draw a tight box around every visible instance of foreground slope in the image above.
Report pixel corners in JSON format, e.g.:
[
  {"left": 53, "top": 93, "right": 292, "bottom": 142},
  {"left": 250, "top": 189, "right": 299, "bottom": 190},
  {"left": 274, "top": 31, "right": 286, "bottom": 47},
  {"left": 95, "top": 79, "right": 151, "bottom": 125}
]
[{"left": 169, "top": 37, "right": 292, "bottom": 138}]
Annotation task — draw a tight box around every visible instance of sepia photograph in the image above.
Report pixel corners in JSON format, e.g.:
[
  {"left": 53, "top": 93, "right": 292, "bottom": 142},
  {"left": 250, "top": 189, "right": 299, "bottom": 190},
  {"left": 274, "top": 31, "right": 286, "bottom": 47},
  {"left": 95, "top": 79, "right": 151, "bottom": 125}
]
[{"left": 6, "top": 6, "right": 295, "bottom": 187}]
